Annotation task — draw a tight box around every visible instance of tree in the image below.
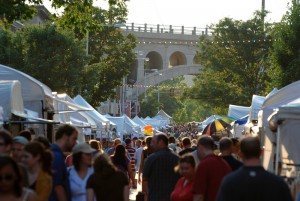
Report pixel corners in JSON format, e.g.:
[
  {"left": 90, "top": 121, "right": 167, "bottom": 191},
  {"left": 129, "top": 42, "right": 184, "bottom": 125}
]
[
  {"left": 268, "top": 1, "right": 300, "bottom": 89},
  {"left": 0, "top": 24, "right": 87, "bottom": 96},
  {"left": 189, "top": 11, "right": 272, "bottom": 110},
  {"left": 57, "top": 4, "right": 136, "bottom": 106}
]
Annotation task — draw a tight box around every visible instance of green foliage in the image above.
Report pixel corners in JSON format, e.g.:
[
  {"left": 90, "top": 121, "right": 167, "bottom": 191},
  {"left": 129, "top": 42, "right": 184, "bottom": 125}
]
[
  {"left": 0, "top": 25, "right": 87, "bottom": 96},
  {"left": 268, "top": 1, "right": 300, "bottom": 88},
  {"left": 0, "top": 0, "right": 41, "bottom": 29},
  {"left": 189, "top": 11, "right": 272, "bottom": 110}
]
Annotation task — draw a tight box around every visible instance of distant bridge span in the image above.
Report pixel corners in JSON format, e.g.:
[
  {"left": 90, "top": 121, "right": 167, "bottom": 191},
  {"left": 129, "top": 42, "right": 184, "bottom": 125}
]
[{"left": 131, "top": 64, "right": 203, "bottom": 97}]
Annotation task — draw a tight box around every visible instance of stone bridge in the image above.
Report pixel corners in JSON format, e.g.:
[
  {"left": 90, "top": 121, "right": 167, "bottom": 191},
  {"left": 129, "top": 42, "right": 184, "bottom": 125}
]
[
  {"left": 132, "top": 64, "right": 203, "bottom": 97},
  {"left": 121, "top": 23, "right": 211, "bottom": 99}
]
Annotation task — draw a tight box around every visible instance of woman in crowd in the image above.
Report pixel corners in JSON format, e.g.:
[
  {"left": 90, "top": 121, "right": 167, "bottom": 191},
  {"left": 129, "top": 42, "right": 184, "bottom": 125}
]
[
  {"left": 110, "top": 144, "right": 135, "bottom": 185},
  {"left": 86, "top": 153, "right": 129, "bottom": 201},
  {"left": 22, "top": 142, "right": 53, "bottom": 201},
  {"left": 171, "top": 154, "right": 196, "bottom": 201},
  {"left": 0, "top": 155, "right": 38, "bottom": 201},
  {"left": 89, "top": 140, "right": 103, "bottom": 159},
  {"left": 138, "top": 136, "right": 153, "bottom": 184},
  {"left": 69, "top": 143, "right": 95, "bottom": 201}
]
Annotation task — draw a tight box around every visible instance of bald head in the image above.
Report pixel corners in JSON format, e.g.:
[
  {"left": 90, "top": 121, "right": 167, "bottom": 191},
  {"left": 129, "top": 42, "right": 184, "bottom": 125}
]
[{"left": 240, "top": 136, "right": 261, "bottom": 159}]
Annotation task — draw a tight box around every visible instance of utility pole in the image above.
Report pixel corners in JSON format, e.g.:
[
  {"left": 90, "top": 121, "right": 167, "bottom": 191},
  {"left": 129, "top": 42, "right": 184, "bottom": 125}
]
[{"left": 261, "top": 0, "right": 265, "bottom": 31}]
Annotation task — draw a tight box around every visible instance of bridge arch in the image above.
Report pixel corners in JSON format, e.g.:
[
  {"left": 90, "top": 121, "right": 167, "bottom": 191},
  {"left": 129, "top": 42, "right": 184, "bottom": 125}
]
[
  {"left": 131, "top": 64, "right": 204, "bottom": 97},
  {"left": 145, "top": 51, "right": 163, "bottom": 70},
  {"left": 169, "top": 51, "right": 187, "bottom": 67}
]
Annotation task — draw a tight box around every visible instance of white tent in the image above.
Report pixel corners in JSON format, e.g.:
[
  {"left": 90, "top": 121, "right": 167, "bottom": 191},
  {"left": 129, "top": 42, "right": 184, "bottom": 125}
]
[
  {"left": 228, "top": 105, "right": 250, "bottom": 119},
  {"left": 106, "top": 115, "right": 142, "bottom": 139},
  {"left": 267, "top": 103, "right": 300, "bottom": 177},
  {"left": 0, "top": 64, "right": 53, "bottom": 118},
  {"left": 0, "top": 80, "right": 57, "bottom": 125},
  {"left": 155, "top": 109, "right": 173, "bottom": 124},
  {"left": 132, "top": 116, "right": 147, "bottom": 127},
  {"left": 257, "top": 81, "right": 300, "bottom": 173},
  {"left": 73, "top": 95, "right": 114, "bottom": 139}
]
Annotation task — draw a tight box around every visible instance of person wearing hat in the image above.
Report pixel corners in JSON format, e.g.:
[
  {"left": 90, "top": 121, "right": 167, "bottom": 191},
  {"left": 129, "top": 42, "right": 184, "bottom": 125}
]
[
  {"left": 69, "top": 143, "right": 95, "bottom": 201},
  {"left": 12, "top": 136, "right": 29, "bottom": 162},
  {"left": 12, "top": 136, "right": 30, "bottom": 187}
]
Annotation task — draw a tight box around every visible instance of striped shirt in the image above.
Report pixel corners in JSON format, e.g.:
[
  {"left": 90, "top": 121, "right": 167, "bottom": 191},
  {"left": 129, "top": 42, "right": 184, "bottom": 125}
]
[{"left": 126, "top": 145, "right": 136, "bottom": 171}]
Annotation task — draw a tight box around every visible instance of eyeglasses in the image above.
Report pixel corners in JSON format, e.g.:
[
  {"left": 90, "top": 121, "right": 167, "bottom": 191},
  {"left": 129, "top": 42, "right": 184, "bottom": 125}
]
[{"left": 0, "top": 174, "right": 15, "bottom": 181}]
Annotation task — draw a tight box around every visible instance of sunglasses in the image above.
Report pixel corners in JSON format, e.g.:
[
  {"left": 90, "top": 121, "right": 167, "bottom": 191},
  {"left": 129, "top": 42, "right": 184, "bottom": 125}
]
[{"left": 0, "top": 174, "right": 15, "bottom": 181}]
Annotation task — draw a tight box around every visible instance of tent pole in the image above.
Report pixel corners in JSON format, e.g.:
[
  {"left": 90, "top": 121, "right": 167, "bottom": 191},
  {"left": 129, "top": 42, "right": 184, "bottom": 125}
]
[{"left": 275, "top": 126, "right": 280, "bottom": 175}]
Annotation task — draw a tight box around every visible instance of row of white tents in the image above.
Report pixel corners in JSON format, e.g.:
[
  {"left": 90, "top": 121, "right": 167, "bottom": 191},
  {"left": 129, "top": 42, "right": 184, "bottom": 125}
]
[
  {"left": 0, "top": 64, "right": 173, "bottom": 142},
  {"left": 226, "top": 81, "right": 300, "bottom": 178}
]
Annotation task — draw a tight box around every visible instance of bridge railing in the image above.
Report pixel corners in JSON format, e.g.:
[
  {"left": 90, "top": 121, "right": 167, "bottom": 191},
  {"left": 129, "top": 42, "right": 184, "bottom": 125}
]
[{"left": 123, "top": 23, "right": 212, "bottom": 36}]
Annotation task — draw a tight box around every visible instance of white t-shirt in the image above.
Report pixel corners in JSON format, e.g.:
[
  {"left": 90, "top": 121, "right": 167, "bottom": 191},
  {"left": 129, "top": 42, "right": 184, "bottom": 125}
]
[
  {"left": 69, "top": 166, "right": 94, "bottom": 201},
  {"left": 134, "top": 147, "right": 144, "bottom": 171}
]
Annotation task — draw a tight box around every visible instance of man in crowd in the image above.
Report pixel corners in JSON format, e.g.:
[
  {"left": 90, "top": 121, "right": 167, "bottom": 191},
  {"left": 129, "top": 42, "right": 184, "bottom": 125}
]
[
  {"left": 216, "top": 136, "right": 293, "bottom": 201},
  {"left": 134, "top": 139, "right": 144, "bottom": 173},
  {"left": 193, "top": 136, "right": 231, "bottom": 201},
  {"left": 143, "top": 133, "right": 180, "bottom": 201},
  {"left": 179, "top": 137, "right": 194, "bottom": 156},
  {"left": 49, "top": 124, "right": 78, "bottom": 201},
  {"left": 106, "top": 138, "right": 122, "bottom": 156},
  {"left": 125, "top": 138, "right": 137, "bottom": 189},
  {"left": 219, "top": 137, "right": 242, "bottom": 171}
]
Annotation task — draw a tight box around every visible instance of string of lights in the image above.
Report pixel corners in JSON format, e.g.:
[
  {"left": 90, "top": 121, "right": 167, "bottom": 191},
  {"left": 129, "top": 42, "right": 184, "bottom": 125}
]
[
  {"left": 137, "top": 38, "right": 275, "bottom": 45},
  {"left": 117, "top": 84, "right": 192, "bottom": 89}
]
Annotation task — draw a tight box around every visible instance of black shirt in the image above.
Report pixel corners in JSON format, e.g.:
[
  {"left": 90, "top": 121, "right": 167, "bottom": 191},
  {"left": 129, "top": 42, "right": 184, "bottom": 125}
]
[
  {"left": 221, "top": 155, "right": 242, "bottom": 171},
  {"left": 216, "top": 166, "right": 293, "bottom": 201},
  {"left": 179, "top": 147, "right": 195, "bottom": 156}
]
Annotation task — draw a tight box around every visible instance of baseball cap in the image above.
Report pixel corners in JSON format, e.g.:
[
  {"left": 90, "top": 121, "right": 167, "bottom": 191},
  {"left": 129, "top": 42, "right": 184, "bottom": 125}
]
[
  {"left": 72, "top": 143, "right": 95, "bottom": 154},
  {"left": 125, "top": 138, "right": 131, "bottom": 144},
  {"left": 13, "top": 136, "right": 29, "bottom": 145}
]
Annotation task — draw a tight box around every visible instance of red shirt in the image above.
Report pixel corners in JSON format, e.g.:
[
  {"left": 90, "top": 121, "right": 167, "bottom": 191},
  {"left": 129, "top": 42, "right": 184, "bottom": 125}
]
[
  {"left": 171, "top": 177, "right": 194, "bottom": 201},
  {"left": 193, "top": 154, "right": 231, "bottom": 201}
]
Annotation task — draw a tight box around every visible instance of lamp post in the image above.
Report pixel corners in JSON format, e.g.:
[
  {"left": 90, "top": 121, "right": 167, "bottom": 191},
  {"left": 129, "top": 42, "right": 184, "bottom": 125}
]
[
  {"left": 144, "top": 68, "right": 158, "bottom": 100},
  {"left": 157, "top": 72, "right": 162, "bottom": 112}
]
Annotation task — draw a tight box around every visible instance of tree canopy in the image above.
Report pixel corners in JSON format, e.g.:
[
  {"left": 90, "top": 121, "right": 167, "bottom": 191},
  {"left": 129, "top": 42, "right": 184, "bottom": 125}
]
[
  {"left": 268, "top": 0, "right": 300, "bottom": 89},
  {"left": 188, "top": 11, "right": 272, "bottom": 113}
]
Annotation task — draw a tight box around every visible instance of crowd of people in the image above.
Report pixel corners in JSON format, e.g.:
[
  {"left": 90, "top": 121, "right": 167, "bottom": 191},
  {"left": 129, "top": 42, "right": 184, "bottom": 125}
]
[{"left": 0, "top": 124, "right": 295, "bottom": 201}]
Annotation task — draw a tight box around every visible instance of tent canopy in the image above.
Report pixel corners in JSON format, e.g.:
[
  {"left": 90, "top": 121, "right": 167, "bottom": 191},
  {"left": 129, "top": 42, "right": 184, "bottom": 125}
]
[
  {"left": 0, "top": 64, "right": 54, "bottom": 119},
  {"left": 0, "top": 80, "right": 57, "bottom": 124},
  {"left": 156, "top": 109, "right": 172, "bottom": 119},
  {"left": 228, "top": 105, "right": 250, "bottom": 119},
  {"left": 260, "top": 81, "right": 300, "bottom": 127}
]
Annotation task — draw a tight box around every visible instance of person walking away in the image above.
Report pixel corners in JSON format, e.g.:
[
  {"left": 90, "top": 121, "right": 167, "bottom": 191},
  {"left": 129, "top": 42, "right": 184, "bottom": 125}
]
[
  {"left": 69, "top": 143, "right": 95, "bottom": 201},
  {"left": 125, "top": 138, "right": 137, "bottom": 189},
  {"left": 171, "top": 154, "right": 196, "bottom": 201},
  {"left": 216, "top": 136, "right": 293, "bottom": 201},
  {"left": 0, "top": 155, "right": 38, "bottom": 201},
  {"left": 89, "top": 140, "right": 103, "bottom": 159},
  {"left": 49, "top": 124, "right": 78, "bottom": 201},
  {"left": 86, "top": 153, "right": 129, "bottom": 201},
  {"left": 219, "top": 137, "right": 242, "bottom": 171},
  {"left": 179, "top": 137, "right": 195, "bottom": 156},
  {"left": 138, "top": 136, "right": 153, "bottom": 184},
  {"left": 134, "top": 139, "right": 143, "bottom": 173},
  {"left": 142, "top": 133, "right": 180, "bottom": 201},
  {"left": 193, "top": 136, "right": 231, "bottom": 201},
  {"left": 110, "top": 144, "right": 135, "bottom": 186},
  {"left": 22, "top": 142, "right": 53, "bottom": 201}
]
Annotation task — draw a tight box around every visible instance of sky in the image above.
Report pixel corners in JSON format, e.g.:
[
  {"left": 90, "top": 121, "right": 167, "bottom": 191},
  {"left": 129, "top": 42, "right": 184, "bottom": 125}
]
[{"left": 45, "top": 0, "right": 291, "bottom": 28}]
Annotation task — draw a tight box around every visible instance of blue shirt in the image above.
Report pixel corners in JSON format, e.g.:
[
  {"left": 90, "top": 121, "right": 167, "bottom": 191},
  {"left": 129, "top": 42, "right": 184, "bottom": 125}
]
[{"left": 49, "top": 144, "right": 71, "bottom": 201}]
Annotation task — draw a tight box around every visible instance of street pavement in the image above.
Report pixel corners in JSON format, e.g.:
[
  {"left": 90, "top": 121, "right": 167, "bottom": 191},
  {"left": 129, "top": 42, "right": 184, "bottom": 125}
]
[{"left": 129, "top": 176, "right": 142, "bottom": 201}]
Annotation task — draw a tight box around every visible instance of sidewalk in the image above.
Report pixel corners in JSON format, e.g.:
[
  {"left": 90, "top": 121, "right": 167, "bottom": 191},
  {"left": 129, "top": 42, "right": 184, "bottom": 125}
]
[{"left": 129, "top": 175, "right": 142, "bottom": 201}]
